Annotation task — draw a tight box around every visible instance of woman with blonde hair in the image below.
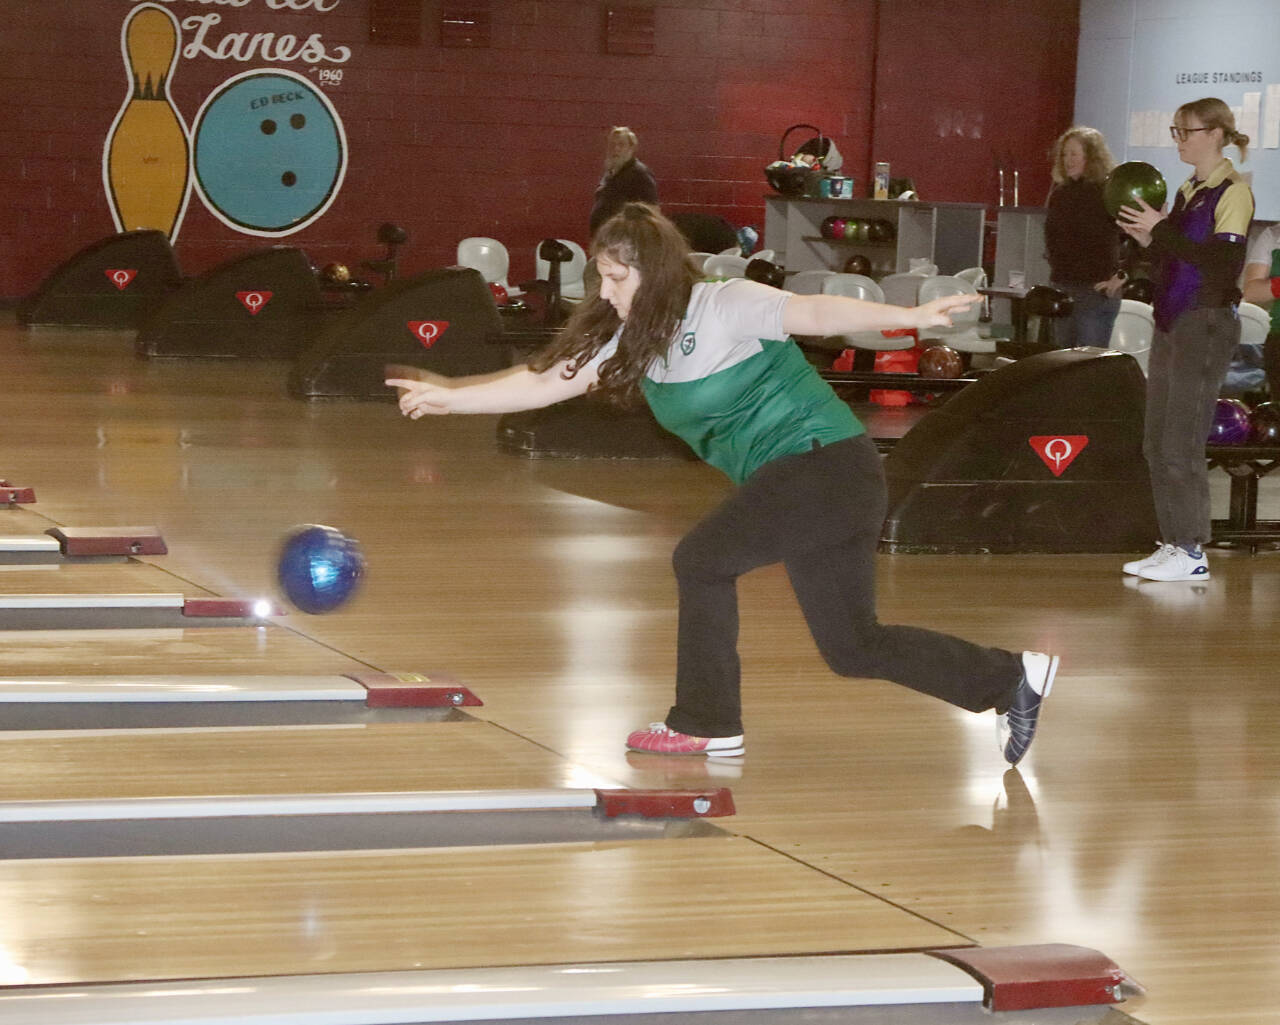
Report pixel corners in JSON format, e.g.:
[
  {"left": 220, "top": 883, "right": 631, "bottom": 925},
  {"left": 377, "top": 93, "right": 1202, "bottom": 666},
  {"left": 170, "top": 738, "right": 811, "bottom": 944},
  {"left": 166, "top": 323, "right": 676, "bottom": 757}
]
[
  {"left": 1117, "top": 97, "right": 1255, "bottom": 581},
  {"left": 388, "top": 203, "right": 1060, "bottom": 765},
  {"left": 1044, "top": 125, "right": 1127, "bottom": 347}
]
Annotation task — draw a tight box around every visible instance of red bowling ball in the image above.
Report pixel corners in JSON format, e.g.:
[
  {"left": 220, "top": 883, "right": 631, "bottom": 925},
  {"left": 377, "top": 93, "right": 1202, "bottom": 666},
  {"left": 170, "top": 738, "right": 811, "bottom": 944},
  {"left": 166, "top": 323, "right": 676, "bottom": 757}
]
[{"left": 918, "top": 344, "right": 964, "bottom": 379}]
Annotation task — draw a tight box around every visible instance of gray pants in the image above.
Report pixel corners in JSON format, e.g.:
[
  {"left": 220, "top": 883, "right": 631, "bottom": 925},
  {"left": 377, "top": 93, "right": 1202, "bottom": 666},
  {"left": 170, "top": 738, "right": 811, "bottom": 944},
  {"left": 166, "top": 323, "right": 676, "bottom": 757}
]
[{"left": 1144, "top": 307, "right": 1240, "bottom": 546}]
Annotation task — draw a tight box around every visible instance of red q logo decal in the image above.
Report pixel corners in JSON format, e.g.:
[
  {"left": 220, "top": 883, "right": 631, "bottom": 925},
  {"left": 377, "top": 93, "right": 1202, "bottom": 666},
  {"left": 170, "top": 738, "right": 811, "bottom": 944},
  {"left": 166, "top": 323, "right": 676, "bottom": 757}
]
[
  {"left": 408, "top": 321, "right": 450, "bottom": 349},
  {"left": 105, "top": 269, "right": 137, "bottom": 290},
  {"left": 1029, "top": 435, "right": 1089, "bottom": 477},
  {"left": 236, "top": 291, "right": 273, "bottom": 315}
]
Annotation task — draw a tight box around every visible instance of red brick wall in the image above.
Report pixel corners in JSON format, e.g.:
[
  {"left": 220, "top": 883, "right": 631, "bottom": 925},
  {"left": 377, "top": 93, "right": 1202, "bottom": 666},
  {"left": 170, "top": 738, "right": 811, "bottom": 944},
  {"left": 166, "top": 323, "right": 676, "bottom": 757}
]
[{"left": 0, "top": 0, "right": 1075, "bottom": 299}]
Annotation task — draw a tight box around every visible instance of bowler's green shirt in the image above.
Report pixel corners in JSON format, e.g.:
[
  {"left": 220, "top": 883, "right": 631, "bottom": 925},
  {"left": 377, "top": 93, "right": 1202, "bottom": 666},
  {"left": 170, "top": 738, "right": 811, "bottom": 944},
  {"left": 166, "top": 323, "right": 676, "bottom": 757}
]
[{"left": 593, "top": 279, "right": 863, "bottom": 484}]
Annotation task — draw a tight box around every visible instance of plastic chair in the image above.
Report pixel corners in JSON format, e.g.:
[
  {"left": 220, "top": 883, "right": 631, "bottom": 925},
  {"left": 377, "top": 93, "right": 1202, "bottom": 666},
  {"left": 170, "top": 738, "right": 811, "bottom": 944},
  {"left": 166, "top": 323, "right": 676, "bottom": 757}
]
[
  {"left": 822, "top": 273, "right": 885, "bottom": 303},
  {"left": 456, "top": 237, "right": 510, "bottom": 291},
  {"left": 916, "top": 275, "right": 994, "bottom": 354},
  {"left": 879, "top": 272, "right": 925, "bottom": 307},
  {"left": 820, "top": 274, "right": 911, "bottom": 351},
  {"left": 955, "top": 266, "right": 988, "bottom": 290},
  {"left": 688, "top": 252, "right": 715, "bottom": 273},
  {"left": 1238, "top": 301, "right": 1269, "bottom": 347},
  {"left": 1109, "top": 299, "right": 1154, "bottom": 374},
  {"left": 534, "top": 239, "right": 587, "bottom": 301},
  {"left": 787, "top": 269, "right": 835, "bottom": 295},
  {"left": 703, "top": 254, "right": 749, "bottom": 279}
]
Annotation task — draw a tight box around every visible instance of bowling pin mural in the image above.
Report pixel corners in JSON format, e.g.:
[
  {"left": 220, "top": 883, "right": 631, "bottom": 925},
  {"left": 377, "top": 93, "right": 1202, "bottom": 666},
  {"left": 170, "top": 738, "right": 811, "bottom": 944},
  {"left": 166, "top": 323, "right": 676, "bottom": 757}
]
[{"left": 103, "top": 4, "right": 192, "bottom": 240}]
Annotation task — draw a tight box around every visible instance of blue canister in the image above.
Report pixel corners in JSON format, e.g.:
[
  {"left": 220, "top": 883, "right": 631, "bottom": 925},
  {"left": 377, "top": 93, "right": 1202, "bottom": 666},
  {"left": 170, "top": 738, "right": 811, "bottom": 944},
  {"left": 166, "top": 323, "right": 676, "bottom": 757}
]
[{"left": 821, "top": 176, "right": 853, "bottom": 199}]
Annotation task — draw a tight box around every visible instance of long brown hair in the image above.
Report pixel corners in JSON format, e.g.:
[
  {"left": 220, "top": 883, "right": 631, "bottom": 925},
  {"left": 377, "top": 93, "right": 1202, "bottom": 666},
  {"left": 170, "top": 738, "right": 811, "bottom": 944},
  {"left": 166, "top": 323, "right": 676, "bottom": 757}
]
[
  {"left": 530, "top": 203, "right": 702, "bottom": 406},
  {"left": 1048, "top": 125, "right": 1114, "bottom": 185}
]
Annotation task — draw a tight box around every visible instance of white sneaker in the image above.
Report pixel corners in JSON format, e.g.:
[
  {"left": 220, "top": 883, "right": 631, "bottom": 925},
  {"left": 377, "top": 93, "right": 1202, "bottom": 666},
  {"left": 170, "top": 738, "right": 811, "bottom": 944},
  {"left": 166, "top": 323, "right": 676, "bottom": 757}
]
[
  {"left": 1123, "top": 543, "right": 1173, "bottom": 576},
  {"left": 1137, "top": 546, "right": 1209, "bottom": 581}
]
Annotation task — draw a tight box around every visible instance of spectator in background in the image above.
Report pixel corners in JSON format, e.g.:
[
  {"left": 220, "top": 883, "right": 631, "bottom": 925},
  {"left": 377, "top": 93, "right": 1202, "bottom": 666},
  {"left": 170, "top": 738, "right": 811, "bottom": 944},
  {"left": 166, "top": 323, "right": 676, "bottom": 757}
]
[
  {"left": 590, "top": 126, "right": 659, "bottom": 236},
  {"left": 1241, "top": 221, "right": 1280, "bottom": 399},
  {"left": 1044, "top": 126, "right": 1128, "bottom": 347}
]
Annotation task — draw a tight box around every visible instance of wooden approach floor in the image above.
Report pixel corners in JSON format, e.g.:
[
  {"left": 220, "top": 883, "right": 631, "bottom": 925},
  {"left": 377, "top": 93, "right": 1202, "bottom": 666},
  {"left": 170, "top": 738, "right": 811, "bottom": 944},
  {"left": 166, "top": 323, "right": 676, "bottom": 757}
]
[{"left": 1, "top": 317, "right": 1278, "bottom": 1023}]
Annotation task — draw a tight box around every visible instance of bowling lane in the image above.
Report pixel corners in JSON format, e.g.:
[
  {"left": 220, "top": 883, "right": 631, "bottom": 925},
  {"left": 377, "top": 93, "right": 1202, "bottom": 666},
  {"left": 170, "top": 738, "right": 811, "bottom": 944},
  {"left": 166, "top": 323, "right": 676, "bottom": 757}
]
[
  {"left": 0, "top": 507, "right": 59, "bottom": 537},
  {"left": 0, "top": 559, "right": 180, "bottom": 596},
  {"left": 0, "top": 623, "right": 370, "bottom": 679},
  {"left": 0, "top": 720, "right": 605, "bottom": 801},
  {"left": 0, "top": 836, "right": 969, "bottom": 988}
]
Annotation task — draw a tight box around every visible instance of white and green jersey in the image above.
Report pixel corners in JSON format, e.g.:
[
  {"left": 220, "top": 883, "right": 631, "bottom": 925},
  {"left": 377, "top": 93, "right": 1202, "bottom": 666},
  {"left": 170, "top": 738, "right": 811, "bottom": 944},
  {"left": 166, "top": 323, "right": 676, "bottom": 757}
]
[{"left": 592, "top": 279, "right": 863, "bottom": 484}]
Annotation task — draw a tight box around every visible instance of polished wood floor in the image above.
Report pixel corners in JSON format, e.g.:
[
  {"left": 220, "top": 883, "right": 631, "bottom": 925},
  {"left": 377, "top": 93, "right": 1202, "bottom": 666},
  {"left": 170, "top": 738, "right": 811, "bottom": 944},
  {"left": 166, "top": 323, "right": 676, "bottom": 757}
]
[{"left": 0, "top": 316, "right": 1277, "bottom": 1023}]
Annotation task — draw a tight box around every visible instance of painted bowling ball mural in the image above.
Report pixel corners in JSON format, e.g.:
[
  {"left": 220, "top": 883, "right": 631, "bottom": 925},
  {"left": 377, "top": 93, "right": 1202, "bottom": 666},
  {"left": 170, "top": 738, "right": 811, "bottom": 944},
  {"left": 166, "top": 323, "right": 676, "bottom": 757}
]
[{"left": 192, "top": 69, "right": 347, "bottom": 236}]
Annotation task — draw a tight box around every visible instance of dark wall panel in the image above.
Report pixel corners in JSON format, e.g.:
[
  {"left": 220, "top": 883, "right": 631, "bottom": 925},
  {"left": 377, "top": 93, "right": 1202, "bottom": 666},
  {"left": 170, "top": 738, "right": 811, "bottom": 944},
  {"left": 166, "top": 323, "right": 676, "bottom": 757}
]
[{"left": 0, "top": 0, "right": 1076, "bottom": 300}]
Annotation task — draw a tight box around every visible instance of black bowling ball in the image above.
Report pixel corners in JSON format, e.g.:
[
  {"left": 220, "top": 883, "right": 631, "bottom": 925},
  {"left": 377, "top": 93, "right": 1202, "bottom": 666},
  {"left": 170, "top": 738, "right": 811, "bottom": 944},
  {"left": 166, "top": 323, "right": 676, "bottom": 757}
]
[
  {"left": 1250, "top": 401, "right": 1280, "bottom": 445},
  {"left": 867, "top": 218, "right": 895, "bottom": 243},
  {"left": 538, "top": 238, "right": 573, "bottom": 263},
  {"left": 1122, "top": 277, "right": 1154, "bottom": 303},
  {"left": 745, "top": 258, "right": 785, "bottom": 289},
  {"left": 377, "top": 222, "right": 408, "bottom": 245},
  {"left": 1025, "top": 285, "right": 1073, "bottom": 319},
  {"left": 843, "top": 254, "right": 872, "bottom": 276}
]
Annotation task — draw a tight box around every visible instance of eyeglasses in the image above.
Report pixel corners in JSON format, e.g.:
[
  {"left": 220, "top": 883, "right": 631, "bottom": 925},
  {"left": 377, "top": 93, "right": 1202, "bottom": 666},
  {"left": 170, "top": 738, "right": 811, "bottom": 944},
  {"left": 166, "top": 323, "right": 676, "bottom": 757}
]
[{"left": 1169, "top": 126, "right": 1212, "bottom": 142}]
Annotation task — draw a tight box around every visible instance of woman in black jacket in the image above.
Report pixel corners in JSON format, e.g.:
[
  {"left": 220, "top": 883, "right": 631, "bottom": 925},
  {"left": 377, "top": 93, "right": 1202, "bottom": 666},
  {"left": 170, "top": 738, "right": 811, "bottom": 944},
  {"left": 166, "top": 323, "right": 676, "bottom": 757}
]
[{"left": 1044, "top": 126, "right": 1128, "bottom": 347}]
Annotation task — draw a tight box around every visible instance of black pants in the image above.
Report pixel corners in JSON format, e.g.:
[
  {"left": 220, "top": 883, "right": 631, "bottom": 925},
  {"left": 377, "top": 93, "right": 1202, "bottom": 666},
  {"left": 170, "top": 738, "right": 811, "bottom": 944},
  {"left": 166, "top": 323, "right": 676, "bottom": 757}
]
[
  {"left": 664, "top": 435, "right": 1023, "bottom": 738},
  {"left": 1144, "top": 307, "right": 1240, "bottom": 546}
]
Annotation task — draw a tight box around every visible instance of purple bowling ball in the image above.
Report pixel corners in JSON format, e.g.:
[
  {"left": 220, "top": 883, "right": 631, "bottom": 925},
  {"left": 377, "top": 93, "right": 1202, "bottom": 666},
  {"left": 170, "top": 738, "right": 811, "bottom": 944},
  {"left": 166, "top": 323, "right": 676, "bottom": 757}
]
[{"left": 1208, "top": 398, "right": 1252, "bottom": 445}]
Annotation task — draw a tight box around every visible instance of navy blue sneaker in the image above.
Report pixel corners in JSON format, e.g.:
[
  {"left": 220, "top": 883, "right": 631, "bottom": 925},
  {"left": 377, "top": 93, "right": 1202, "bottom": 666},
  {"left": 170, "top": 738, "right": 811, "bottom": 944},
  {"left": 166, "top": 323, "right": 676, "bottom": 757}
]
[{"left": 998, "top": 652, "right": 1060, "bottom": 765}]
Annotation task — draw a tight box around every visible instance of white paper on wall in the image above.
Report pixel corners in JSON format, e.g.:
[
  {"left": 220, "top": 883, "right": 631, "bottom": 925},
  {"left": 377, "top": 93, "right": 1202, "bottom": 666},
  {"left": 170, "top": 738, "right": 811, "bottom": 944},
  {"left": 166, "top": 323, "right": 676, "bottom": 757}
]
[{"left": 1265, "top": 83, "right": 1280, "bottom": 148}]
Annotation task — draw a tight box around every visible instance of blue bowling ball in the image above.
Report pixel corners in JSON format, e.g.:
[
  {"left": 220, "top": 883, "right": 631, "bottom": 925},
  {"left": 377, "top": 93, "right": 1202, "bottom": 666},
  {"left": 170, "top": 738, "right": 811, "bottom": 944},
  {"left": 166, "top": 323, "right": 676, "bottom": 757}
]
[
  {"left": 1208, "top": 398, "right": 1252, "bottom": 445},
  {"left": 277, "top": 524, "right": 364, "bottom": 614}
]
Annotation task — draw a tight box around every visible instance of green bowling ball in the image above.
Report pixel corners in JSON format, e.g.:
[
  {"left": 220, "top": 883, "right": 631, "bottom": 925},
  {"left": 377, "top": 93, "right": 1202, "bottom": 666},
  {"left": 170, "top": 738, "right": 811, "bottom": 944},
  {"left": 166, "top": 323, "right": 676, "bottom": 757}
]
[{"left": 1103, "top": 161, "right": 1167, "bottom": 218}]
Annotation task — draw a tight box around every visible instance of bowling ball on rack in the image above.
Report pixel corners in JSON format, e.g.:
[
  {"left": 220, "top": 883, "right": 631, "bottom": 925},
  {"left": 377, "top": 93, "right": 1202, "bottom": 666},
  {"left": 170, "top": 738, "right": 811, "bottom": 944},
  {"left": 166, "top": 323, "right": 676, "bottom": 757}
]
[
  {"left": 843, "top": 254, "right": 872, "bottom": 276},
  {"left": 867, "top": 218, "right": 895, "bottom": 243},
  {"left": 277, "top": 524, "right": 365, "bottom": 614},
  {"left": 1249, "top": 401, "right": 1280, "bottom": 445},
  {"left": 1103, "top": 161, "right": 1168, "bottom": 218},
  {"left": 1208, "top": 398, "right": 1253, "bottom": 445},
  {"left": 918, "top": 344, "right": 964, "bottom": 379},
  {"left": 831, "top": 218, "right": 848, "bottom": 240},
  {"left": 821, "top": 216, "right": 840, "bottom": 240},
  {"left": 321, "top": 262, "right": 351, "bottom": 286},
  {"left": 745, "top": 258, "right": 785, "bottom": 289}
]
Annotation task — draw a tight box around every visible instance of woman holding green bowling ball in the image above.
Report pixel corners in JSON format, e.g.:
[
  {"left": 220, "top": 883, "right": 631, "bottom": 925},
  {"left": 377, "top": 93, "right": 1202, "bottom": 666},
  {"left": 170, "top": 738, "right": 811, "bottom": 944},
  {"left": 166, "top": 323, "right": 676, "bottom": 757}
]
[
  {"left": 1044, "top": 126, "right": 1127, "bottom": 348},
  {"left": 388, "top": 204, "right": 1060, "bottom": 766},
  {"left": 1116, "top": 97, "right": 1255, "bottom": 582}
]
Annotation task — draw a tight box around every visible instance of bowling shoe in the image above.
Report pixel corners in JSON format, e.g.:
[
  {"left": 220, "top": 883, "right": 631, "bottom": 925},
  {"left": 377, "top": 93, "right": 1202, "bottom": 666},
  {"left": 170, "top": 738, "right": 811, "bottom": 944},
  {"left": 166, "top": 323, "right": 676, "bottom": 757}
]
[
  {"left": 626, "top": 722, "right": 745, "bottom": 757},
  {"left": 998, "top": 651, "right": 1060, "bottom": 766},
  {"left": 1122, "top": 543, "right": 1174, "bottom": 576},
  {"left": 1137, "top": 545, "right": 1209, "bottom": 581}
]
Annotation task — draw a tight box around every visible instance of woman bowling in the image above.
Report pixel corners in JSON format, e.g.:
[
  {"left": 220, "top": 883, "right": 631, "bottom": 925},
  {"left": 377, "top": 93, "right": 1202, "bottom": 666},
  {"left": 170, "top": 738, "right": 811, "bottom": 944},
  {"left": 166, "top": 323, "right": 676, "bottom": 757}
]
[
  {"left": 387, "top": 204, "right": 1058, "bottom": 764},
  {"left": 1117, "top": 97, "right": 1254, "bottom": 581}
]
